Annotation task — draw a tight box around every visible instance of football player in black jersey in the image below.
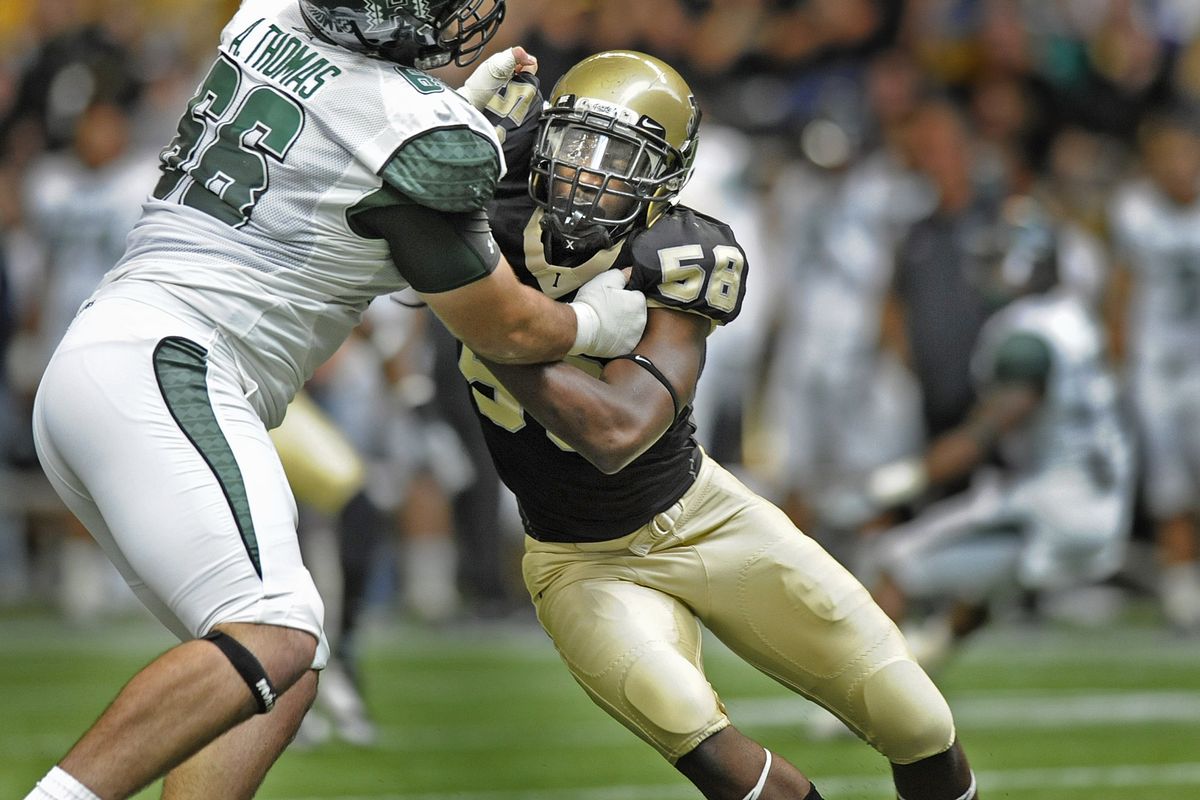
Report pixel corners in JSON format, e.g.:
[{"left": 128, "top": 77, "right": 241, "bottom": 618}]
[{"left": 457, "top": 50, "right": 980, "bottom": 800}]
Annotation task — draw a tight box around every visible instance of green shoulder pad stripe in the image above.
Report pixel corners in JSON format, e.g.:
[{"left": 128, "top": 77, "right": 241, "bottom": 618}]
[{"left": 381, "top": 127, "right": 500, "bottom": 213}]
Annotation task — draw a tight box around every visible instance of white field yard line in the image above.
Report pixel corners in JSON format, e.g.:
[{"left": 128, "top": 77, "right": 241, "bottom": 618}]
[
  {"left": 287, "top": 762, "right": 1200, "bottom": 800},
  {"left": 726, "top": 689, "right": 1200, "bottom": 728},
  {"left": 3, "top": 689, "right": 1197, "bottom": 760},
  {"left": 310, "top": 688, "right": 1200, "bottom": 751}
]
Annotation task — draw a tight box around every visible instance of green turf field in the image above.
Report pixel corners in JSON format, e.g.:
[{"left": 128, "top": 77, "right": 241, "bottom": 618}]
[{"left": 3, "top": 605, "right": 1198, "bottom": 799}]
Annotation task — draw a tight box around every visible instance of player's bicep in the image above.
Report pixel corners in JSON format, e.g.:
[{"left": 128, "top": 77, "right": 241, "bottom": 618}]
[
  {"left": 605, "top": 307, "right": 708, "bottom": 421},
  {"left": 351, "top": 202, "right": 499, "bottom": 292}
]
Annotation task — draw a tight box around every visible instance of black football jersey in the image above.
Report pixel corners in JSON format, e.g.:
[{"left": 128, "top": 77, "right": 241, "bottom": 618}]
[{"left": 461, "top": 73, "right": 749, "bottom": 542}]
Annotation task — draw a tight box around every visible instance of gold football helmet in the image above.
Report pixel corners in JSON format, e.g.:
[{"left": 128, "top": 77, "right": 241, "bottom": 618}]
[{"left": 530, "top": 50, "right": 701, "bottom": 254}]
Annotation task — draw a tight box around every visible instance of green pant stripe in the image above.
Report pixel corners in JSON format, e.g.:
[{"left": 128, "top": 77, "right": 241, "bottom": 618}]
[{"left": 153, "top": 336, "right": 261, "bottom": 577}]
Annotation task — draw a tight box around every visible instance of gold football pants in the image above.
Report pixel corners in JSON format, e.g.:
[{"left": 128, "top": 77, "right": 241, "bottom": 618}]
[{"left": 523, "top": 453, "right": 956, "bottom": 763}]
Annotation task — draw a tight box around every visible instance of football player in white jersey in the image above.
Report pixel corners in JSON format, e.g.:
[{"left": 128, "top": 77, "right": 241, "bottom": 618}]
[
  {"left": 1109, "top": 112, "right": 1200, "bottom": 633},
  {"left": 458, "top": 50, "right": 979, "bottom": 800},
  {"left": 846, "top": 197, "right": 1134, "bottom": 665},
  {"left": 24, "top": 2, "right": 648, "bottom": 799}
]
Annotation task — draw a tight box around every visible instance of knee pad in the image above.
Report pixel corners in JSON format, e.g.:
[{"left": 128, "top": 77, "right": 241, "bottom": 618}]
[
  {"left": 204, "top": 631, "right": 277, "bottom": 714},
  {"left": 624, "top": 648, "right": 720, "bottom": 736},
  {"left": 862, "top": 658, "right": 956, "bottom": 764}
]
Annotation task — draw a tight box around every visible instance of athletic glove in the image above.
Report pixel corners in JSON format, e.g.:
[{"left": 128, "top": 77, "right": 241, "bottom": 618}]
[
  {"left": 456, "top": 46, "right": 538, "bottom": 110},
  {"left": 568, "top": 269, "right": 647, "bottom": 358},
  {"left": 816, "top": 458, "right": 928, "bottom": 530}
]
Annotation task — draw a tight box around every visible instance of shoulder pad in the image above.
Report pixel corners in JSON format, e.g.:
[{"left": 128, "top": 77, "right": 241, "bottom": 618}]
[
  {"left": 381, "top": 127, "right": 502, "bottom": 213},
  {"left": 625, "top": 206, "right": 749, "bottom": 325}
]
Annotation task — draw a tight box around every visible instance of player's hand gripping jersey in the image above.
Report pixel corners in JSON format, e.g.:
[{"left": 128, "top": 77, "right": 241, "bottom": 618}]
[
  {"left": 460, "top": 72, "right": 748, "bottom": 542},
  {"left": 95, "top": 0, "right": 504, "bottom": 428}
]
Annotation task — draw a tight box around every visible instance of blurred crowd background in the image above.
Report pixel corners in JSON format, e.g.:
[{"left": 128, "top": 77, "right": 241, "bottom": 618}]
[{"left": 2, "top": 0, "right": 1200, "bottom": 652}]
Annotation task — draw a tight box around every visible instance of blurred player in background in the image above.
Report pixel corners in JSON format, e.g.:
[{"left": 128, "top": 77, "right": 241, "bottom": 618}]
[
  {"left": 838, "top": 197, "right": 1134, "bottom": 666},
  {"left": 1109, "top": 110, "right": 1200, "bottom": 634},
  {"left": 457, "top": 49, "right": 979, "bottom": 800},
  {"left": 18, "top": 99, "right": 160, "bottom": 622},
  {"left": 24, "top": 0, "right": 650, "bottom": 797}
]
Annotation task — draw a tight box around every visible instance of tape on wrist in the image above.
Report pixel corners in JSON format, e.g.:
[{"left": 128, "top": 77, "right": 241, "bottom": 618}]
[
  {"left": 867, "top": 458, "right": 928, "bottom": 508},
  {"left": 568, "top": 301, "right": 599, "bottom": 356}
]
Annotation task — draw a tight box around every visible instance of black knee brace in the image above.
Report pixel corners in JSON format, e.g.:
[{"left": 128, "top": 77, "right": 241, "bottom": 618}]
[
  {"left": 804, "top": 783, "right": 824, "bottom": 800},
  {"left": 203, "top": 631, "right": 277, "bottom": 714}
]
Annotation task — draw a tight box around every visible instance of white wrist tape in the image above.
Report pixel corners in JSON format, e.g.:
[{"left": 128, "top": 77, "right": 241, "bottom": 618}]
[
  {"left": 568, "top": 301, "right": 600, "bottom": 356},
  {"left": 458, "top": 48, "right": 523, "bottom": 110},
  {"left": 867, "top": 458, "right": 928, "bottom": 508}
]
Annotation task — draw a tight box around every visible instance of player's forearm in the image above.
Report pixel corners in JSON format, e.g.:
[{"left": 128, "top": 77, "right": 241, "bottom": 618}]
[
  {"left": 421, "top": 271, "right": 576, "bottom": 364},
  {"left": 422, "top": 265, "right": 645, "bottom": 364},
  {"left": 922, "top": 432, "right": 989, "bottom": 487},
  {"left": 482, "top": 359, "right": 666, "bottom": 474},
  {"left": 864, "top": 420, "right": 992, "bottom": 510},
  {"left": 466, "top": 289, "right": 578, "bottom": 364},
  {"left": 928, "top": 385, "right": 1041, "bottom": 485}
]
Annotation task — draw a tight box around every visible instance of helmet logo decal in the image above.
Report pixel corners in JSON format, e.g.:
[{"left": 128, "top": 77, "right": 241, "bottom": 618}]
[
  {"left": 301, "top": 0, "right": 501, "bottom": 68},
  {"left": 573, "top": 96, "right": 640, "bottom": 126},
  {"left": 636, "top": 116, "right": 667, "bottom": 138},
  {"left": 364, "top": 0, "right": 418, "bottom": 29}
]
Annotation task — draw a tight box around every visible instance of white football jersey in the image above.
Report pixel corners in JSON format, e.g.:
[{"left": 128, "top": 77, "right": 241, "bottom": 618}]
[
  {"left": 95, "top": 0, "right": 504, "bottom": 427},
  {"left": 1109, "top": 179, "right": 1200, "bottom": 368},
  {"left": 972, "top": 290, "right": 1129, "bottom": 484},
  {"left": 23, "top": 152, "right": 160, "bottom": 361}
]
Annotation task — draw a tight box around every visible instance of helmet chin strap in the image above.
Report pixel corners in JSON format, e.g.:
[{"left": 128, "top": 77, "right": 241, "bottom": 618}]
[{"left": 540, "top": 211, "right": 615, "bottom": 266}]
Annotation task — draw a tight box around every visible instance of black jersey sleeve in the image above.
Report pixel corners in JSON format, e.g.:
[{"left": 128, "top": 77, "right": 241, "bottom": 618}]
[
  {"left": 624, "top": 206, "right": 749, "bottom": 325},
  {"left": 479, "top": 72, "right": 543, "bottom": 200}
]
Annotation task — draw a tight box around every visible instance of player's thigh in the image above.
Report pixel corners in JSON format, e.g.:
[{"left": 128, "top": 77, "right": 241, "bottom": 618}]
[
  {"left": 693, "top": 465, "right": 955, "bottom": 764},
  {"left": 28, "top": 439, "right": 187, "bottom": 637},
  {"left": 34, "top": 304, "right": 325, "bottom": 661},
  {"left": 523, "top": 551, "right": 728, "bottom": 762},
  {"left": 895, "top": 530, "right": 1023, "bottom": 601}
]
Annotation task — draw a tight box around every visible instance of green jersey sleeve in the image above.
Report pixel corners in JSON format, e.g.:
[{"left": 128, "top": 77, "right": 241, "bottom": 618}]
[{"left": 379, "top": 126, "right": 502, "bottom": 213}]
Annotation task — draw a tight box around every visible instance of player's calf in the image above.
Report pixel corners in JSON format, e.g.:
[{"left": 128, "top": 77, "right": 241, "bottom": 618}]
[
  {"left": 891, "top": 739, "right": 977, "bottom": 800},
  {"left": 676, "top": 726, "right": 823, "bottom": 799}
]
